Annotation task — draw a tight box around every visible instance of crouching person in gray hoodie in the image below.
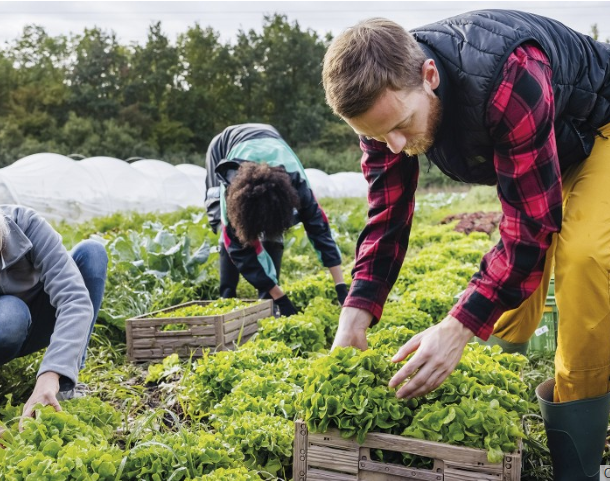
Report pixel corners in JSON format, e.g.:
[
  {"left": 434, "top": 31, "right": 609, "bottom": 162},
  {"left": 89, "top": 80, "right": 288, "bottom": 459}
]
[{"left": 0, "top": 205, "right": 107, "bottom": 420}]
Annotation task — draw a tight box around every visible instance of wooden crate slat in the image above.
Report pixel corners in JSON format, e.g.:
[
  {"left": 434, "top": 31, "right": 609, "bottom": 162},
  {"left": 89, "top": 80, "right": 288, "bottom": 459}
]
[
  {"left": 190, "top": 325, "right": 217, "bottom": 336},
  {"left": 249, "top": 302, "right": 274, "bottom": 316},
  {"left": 445, "top": 460, "right": 503, "bottom": 475},
  {"left": 444, "top": 467, "right": 502, "bottom": 480},
  {"left": 224, "top": 310, "right": 268, "bottom": 333},
  {"left": 128, "top": 316, "right": 218, "bottom": 329},
  {"left": 214, "top": 312, "right": 225, "bottom": 351},
  {"left": 129, "top": 327, "right": 157, "bottom": 338},
  {"left": 363, "top": 430, "right": 496, "bottom": 466},
  {"left": 132, "top": 329, "right": 194, "bottom": 338},
  {"left": 137, "top": 316, "right": 217, "bottom": 325},
  {"left": 224, "top": 303, "right": 273, "bottom": 325},
  {"left": 294, "top": 419, "right": 308, "bottom": 481},
  {"left": 359, "top": 472, "right": 431, "bottom": 481},
  {"left": 131, "top": 348, "right": 164, "bottom": 359},
  {"left": 307, "top": 431, "right": 360, "bottom": 450},
  {"left": 305, "top": 468, "right": 357, "bottom": 481},
  {"left": 221, "top": 307, "right": 254, "bottom": 322},
  {"left": 154, "top": 336, "right": 217, "bottom": 348},
  {"left": 221, "top": 301, "right": 273, "bottom": 322},
  {"left": 127, "top": 333, "right": 220, "bottom": 353},
  {"left": 128, "top": 327, "right": 218, "bottom": 339},
  {"left": 358, "top": 459, "right": 442, "bottom": 480},
  {"left": 307, "top": 445, "right": 359, "bottom": 474},
  {"left": 132, "top": 338, "right": 159, "bottom": 349},
  {"left": 504, "top": 453, "right": 520, "bottom": 481},
  {"left": 133, "top": 337, "right": 215, "bottom": 349},
  {"left": 224, "top": 322, "right": 260, "bottom": 344}
]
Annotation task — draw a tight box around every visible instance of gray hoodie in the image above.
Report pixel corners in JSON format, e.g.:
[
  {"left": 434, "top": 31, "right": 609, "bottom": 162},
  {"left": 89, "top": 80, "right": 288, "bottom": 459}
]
[{"left": 1, "top": 205, "right": 93, "bottom": 389}]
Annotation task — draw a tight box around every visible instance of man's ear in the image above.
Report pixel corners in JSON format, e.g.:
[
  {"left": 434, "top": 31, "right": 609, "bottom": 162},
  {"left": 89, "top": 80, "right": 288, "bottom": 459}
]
[{"left": 422, "top": 59, "right": 440, "bottom": 90}]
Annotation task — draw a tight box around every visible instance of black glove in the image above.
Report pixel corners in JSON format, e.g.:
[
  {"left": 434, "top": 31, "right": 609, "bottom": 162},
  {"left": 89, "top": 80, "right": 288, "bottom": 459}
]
[
  {"left": 274, "top": 294, "right": 298, "bottom": 317},
  {"left": 335, "top": 283, "right": 349, "bottom": 306}
]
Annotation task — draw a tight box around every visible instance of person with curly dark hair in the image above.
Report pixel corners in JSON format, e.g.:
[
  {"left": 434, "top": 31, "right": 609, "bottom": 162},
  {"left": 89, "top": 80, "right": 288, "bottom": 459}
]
[
  {"left": 225, "top": 162, "right": 300, "bottom": 246},
  {"left": 205, "top": 124, "right": 346, "bottom": 316}
]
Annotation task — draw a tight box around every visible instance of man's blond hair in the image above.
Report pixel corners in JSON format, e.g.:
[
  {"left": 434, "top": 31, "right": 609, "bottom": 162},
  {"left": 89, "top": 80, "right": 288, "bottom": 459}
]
[{"left": 323, "top": 18, "right": 427, "bottom": 119}]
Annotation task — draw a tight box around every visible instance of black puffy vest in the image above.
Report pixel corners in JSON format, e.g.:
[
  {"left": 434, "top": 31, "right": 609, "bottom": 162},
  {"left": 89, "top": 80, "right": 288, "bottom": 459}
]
[{"left": 412, "top": 10, "right": 610, "bottom": 185}]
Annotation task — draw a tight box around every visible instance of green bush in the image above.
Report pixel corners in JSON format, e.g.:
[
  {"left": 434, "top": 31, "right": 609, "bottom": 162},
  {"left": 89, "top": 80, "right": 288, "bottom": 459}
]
[{"left": 294, "top": 145, "right": 361, "bottom": 174}]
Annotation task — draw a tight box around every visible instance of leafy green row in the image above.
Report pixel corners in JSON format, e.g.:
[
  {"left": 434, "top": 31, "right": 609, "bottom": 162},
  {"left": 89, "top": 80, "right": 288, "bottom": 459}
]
[{"left": 0, "top": 397, "right": 264, "bottom": 481}]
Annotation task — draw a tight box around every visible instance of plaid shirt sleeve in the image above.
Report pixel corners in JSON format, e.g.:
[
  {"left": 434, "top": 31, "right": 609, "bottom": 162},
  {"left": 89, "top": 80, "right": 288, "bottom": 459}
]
[
  {"left": 449, "top": 44, "right": 563, "bottom": 339},
  {"left": 342, "top": 137, "right": 419, "bottom": 321}
]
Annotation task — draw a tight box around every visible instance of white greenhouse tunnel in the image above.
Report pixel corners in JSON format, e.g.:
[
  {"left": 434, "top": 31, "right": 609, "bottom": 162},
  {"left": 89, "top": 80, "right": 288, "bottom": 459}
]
[
  {"left": 0, "top": 154, "right": 367, "bottom": 223},
  {"left": 305, "top": 169, "right": 369, "bottom": 199}
]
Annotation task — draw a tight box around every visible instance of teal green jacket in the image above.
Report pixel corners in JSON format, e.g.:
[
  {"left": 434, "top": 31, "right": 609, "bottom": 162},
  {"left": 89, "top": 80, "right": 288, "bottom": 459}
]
[{"left": 204, "top": 124, "right": 341, "bottom": 292}]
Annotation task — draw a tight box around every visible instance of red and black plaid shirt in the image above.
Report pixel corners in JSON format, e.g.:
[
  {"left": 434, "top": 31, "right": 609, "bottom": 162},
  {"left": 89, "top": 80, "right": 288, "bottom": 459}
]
[{"left": 345, "top": 44, "right": 563, "bottom": 339}]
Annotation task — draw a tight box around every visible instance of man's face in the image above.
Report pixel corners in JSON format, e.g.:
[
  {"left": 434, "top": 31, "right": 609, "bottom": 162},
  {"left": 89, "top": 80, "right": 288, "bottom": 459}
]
[{"left": 345, "top": 86, "right": 442, "bottom": 156}]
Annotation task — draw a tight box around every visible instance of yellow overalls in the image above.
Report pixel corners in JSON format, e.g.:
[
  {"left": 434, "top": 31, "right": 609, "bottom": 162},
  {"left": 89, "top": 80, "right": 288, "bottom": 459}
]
[{"left": 492, "top": 123, "right": 610, "bottom": 402}]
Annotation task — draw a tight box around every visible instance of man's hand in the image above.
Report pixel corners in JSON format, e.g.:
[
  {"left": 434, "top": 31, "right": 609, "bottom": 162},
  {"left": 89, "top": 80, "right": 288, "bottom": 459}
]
[
  {"left": 389, "top": 315, "right": 474, "bottom": 399},
  {"left": 20, "top": 371, "right": 62, "bottom": 430},
  {"left": 331, "top": 307, "right": 373, "bottom": 351}
]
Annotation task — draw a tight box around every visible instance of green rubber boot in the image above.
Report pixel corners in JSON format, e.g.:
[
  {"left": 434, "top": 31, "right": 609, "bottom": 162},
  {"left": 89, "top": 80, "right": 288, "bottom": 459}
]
[
  {"left": 536, "top": 379, "right": 610, "bottom": 481},
  {"left": 476, "top": 334, "right": 529, "bottom": 355}
]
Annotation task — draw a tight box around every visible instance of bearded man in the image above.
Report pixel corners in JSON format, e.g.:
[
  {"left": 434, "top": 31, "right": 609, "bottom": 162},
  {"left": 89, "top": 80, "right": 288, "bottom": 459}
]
[{"left": 323, "top": 11, "right": 610, "bottom": 480}]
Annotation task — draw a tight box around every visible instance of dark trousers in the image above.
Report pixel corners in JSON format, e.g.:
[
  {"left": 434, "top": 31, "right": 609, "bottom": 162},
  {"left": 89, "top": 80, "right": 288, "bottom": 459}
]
[{"left": 219, "top": 241, "right": 284, "bottom": 299}]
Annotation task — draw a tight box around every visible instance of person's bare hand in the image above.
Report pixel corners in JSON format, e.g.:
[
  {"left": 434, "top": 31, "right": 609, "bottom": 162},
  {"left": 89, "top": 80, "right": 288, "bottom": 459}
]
[
  {"left": 389, "top": 315, "right": 474, "bottom": 399},
  {"left": 19, "top": 371, "right": 62, "bottom": 431},
  {"left": 331, "top": 307, "right": 373, "bottom": 351}
]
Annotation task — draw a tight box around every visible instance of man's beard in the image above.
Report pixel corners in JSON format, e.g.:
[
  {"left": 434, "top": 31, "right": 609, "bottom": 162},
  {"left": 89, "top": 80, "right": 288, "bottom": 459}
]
[{"left": 403, "top": 93, "right": 442, "bottom": 156}]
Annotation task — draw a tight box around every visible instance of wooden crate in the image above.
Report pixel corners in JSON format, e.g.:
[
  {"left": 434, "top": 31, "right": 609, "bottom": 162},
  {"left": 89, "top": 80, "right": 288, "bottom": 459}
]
[
  {"left": 125, "top": 299, "right": 273, "bottom": 362},
  {"left": 293, "top": 420, "right": 521, "bottom": 481}
]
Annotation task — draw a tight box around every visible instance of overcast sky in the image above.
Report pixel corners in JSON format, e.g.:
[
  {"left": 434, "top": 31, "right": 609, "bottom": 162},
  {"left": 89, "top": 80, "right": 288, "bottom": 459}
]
[{"left": 0, "top": 1, "right": 609, "bottom": 46}]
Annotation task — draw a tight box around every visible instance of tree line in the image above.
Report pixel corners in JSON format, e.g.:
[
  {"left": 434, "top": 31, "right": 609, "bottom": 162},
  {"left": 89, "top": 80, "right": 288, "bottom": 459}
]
[
  {"left": 0, "top": 15, "right": 363, "bottom": 173},
  {"left": 8, "top": 13, "right": 575, "bottom": 186}
]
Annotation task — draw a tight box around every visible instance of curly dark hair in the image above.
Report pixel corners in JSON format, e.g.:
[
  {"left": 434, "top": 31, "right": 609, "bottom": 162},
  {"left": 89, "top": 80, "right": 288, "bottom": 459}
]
[{"left": 226, "top": 162, "right": 300, "bottom": 245}]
